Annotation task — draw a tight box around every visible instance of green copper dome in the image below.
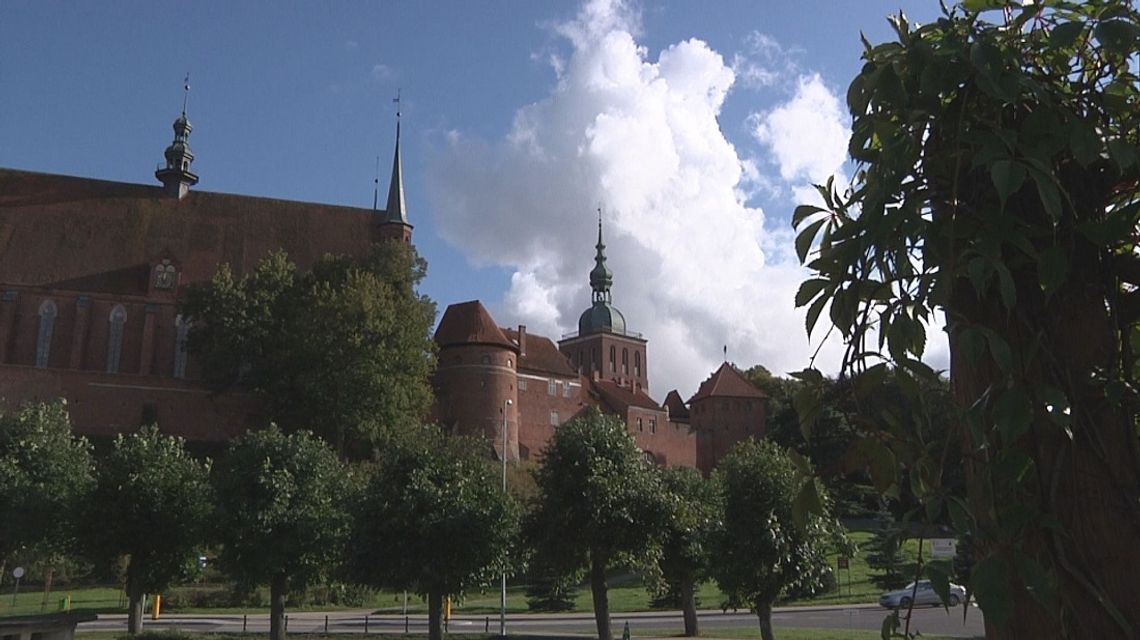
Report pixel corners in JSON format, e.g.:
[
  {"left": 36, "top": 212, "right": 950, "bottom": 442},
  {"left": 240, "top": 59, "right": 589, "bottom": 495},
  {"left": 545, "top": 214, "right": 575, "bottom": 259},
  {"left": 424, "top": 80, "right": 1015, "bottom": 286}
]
[
  {"left": 578, "top": 216, "right": 626, "bottom": 335},
  {"left": 579, "top": 301, "right": 626, "bottom": 335}
]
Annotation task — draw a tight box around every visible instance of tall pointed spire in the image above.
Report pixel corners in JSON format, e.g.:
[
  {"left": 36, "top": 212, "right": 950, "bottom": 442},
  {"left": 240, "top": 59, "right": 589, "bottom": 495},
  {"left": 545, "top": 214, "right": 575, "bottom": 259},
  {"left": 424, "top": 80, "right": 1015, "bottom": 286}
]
[
  {"left": 589, "top": 208, "right": 613, "bottom": 304},
  {"left": 155, "top": 74, "right": 199, "bottom": 199},
  {"left": 374, "top": 90, "right": 413, "bottom": 243},
  {"left": 384, "top": 116, "right": 408, "bottom": 224}
]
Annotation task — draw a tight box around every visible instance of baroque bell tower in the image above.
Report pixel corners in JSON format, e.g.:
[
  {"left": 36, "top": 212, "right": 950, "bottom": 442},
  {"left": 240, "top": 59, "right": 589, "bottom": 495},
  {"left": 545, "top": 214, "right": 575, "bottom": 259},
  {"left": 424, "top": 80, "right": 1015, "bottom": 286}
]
[
  {"left": 558, "top": 212, "right": 649, "bottom": 393},
  {"left": 155, "top": 76, "right": 199, "bottom": 199}
]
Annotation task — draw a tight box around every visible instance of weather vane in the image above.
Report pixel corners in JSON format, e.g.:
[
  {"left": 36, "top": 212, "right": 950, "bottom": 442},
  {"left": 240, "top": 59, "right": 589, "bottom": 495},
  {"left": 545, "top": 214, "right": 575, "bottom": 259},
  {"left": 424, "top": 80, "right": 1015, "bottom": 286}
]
[{"left": 393, "top": 88, "right": 401, "bottom": 121}]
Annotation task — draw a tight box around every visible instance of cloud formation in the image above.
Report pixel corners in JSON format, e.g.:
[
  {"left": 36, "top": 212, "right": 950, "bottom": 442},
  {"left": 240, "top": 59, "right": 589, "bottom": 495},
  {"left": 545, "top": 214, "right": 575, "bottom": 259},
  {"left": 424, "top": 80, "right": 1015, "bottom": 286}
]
[{"left": 428, "top": 0, "right": 858, "bottom": 397}]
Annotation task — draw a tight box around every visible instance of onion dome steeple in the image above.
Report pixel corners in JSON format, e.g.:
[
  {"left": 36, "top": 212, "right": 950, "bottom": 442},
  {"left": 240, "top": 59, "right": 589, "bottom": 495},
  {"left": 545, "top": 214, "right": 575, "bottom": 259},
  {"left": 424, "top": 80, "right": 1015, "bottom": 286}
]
[
  {"left": 155, "top": 75, "right": 199, "bottom": 200},
  {"left": 578, "top": 212, "right": 627, "bottom": 335}
]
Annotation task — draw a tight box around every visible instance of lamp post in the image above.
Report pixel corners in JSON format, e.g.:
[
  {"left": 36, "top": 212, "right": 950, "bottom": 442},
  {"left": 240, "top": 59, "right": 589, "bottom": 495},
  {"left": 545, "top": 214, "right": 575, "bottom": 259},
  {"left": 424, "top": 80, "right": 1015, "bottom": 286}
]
[{"left": 501, "top": 397, "right": 512, "bottom": 637}]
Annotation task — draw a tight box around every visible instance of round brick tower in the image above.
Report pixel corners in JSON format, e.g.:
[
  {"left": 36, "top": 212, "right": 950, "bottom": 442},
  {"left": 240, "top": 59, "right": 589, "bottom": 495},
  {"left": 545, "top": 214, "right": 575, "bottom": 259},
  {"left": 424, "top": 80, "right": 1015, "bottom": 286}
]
[{"left": 433, "top": 300, "right": 519, "bottom": 461}]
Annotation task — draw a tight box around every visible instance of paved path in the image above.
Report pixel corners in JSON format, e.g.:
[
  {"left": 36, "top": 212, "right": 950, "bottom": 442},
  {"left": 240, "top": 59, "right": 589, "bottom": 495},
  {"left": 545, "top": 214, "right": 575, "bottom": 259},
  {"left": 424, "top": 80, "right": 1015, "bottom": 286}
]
[{"left": 79, "top": 604, "right": 985, "bottom": 638}]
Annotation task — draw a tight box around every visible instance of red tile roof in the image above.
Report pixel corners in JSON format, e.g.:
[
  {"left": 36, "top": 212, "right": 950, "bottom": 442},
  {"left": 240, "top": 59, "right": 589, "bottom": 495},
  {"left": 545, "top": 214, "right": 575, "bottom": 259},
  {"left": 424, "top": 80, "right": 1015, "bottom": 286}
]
[
  {"left": 434, "top": 300, "right": 516, "bottom": 349},
  {"left": 592, "top": 379, "right": 663, "bottom": 414},
  {"left": 663, "top": 389, "right": 690, "bottom": 421},
  {"left": 502, "top": 328, "right": 577, "bottom": 377},
  {"left": 689, "top": 362, "right": 767, "bottom": 403}
]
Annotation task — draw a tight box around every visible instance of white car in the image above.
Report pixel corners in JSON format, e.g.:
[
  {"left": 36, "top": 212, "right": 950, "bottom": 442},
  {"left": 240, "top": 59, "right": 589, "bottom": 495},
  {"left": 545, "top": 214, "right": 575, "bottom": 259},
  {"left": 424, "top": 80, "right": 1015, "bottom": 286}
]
[{"left": 879, "top": 580, "right": 966, "bottom": 608}]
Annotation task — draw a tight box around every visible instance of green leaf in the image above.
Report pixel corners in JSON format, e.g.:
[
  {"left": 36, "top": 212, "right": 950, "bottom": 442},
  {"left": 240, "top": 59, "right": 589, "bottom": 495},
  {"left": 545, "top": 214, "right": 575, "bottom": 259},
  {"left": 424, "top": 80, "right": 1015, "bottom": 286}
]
[
  {"left": 1049, "top": 21, "right": 1086, "bottom": 49},
  {"left": 990, "top": 160, "right": 1026, "bottom": 205},
  {"left": 1068, "top": 121, "right": 1101, "bottom": 166},
  {"left": 962, "top": 0, "right": 1003, "bottom": 11},
  {"left": 793, "top": 204, "right": 827, "bottom": 228},
  {"left": 1094, "top": 19, "right": 1140, "bottom": 55},
  {"left": 1012, "top": 552, "right": 1055, "bottom": 612},
  {"left": 1108, "top": 138, "right": 1139, "bottom": 170},
  {"left": 1037, "top": 246, "right": 1068, "bottom": 295},
  {"left": 795, "top": 279, "right": 830, "bottom": 308},
  {"left": 994, "top": 262, "right": 1016, "bottom": 310},
  {"left": 1032, "top": 171, "right": 1063, "bottom": 220},
  {"left": 796, "top": 218, "right": 827, "bottom": 263},
  {"left": 792, "top": 477, "right": 823, "bottom": 529},
  {"left": 804, "top": 294, "right": 829, "bottom": 337},
  {"left": 972, "top": 554, "right": 1012, "bottom": 627},
  {"left": 985, "top": 331, "right": 1014, "bottom": 374},
  {"left": 926, "top": 562, "right": 953, "bottom": 609},
  {"left": 793, "top": 385, "right": 823, "bottom": 443},
  {"left": 993, "top": 386, "right": 1032, "bottom": 444}
]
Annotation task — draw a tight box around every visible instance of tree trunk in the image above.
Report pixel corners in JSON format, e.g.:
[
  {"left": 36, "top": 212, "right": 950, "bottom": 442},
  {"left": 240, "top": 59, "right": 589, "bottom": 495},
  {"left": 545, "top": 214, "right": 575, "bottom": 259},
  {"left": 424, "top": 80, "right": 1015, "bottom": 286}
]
[
  {"left": 269, "top": 573, "right": 287, "bottom": 640},
  {"left": 427, "top": 589, "right": 443, "bottom": 640},
  {"left": 680, "top": 579, "right": 698, "bottom": 636},
  {"left": 126, "top": 585, "right": 145, "bottom": 634},
  {"left": 589, "top": 555, "right": 612, "bottom": 640},
  {"left": 943, "top": 199, "right": 1140, "bottom": 638},
  {"left": 755, "top": 600, "right": 775, "bottom": 640}
]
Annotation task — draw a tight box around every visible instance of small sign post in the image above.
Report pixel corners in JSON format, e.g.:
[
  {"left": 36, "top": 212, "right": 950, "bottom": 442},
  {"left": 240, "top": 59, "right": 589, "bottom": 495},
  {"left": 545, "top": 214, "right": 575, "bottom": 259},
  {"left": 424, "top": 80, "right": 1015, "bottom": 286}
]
[
  {"left": 930, "top": 539, "right": 957, "bottom": 558},
  {"left": 11, "top": 567, "right": 25, "bottom": 607}
]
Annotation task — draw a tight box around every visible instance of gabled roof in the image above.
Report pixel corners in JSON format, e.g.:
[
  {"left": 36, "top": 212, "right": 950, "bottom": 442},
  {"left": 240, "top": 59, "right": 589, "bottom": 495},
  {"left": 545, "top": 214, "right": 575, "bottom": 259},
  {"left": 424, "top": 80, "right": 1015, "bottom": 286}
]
[
  {"left": 502, "top": 328, "right": 576, "bottom": 377},
  {"left": 434, "top": 300, "right": 516, "bottom": 350},
  {"left": 663, "top": 389, "right": 690, "bottom": 421},
  {"left": 689, "top": 362, "right": 767, "bottom": 403},
  {"left": 592, "top": 379, "right": 663, "bottom": 414}
]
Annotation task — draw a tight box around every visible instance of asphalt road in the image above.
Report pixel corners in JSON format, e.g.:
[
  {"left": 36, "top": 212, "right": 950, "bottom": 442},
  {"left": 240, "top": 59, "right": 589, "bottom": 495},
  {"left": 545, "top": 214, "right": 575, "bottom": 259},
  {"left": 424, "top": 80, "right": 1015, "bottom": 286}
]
[{"left": 78, "top": 605, "right": 985, "bottom": 638}]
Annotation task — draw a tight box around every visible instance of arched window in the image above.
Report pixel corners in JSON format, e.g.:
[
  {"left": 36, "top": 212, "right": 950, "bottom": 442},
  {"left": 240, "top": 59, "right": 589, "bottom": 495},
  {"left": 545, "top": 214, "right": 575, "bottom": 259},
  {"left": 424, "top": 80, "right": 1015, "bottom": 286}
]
[
  {"left": 609, "top": 346, "right": 616, "bottom": 372},
  {"left": 106, "top": 305, "right": 127, "bottom": 373},
  {"left": 35, "top": 300, "right": 57, "bottom": 368},
  {"left": 622, "top": 348, "right": 629, "bottom": 375},
  {"left": 634, "top": 351, "right": 641, "bottom": 377},
  {"left": 173, "top": 314, "right": 190, "bottom": 379}
]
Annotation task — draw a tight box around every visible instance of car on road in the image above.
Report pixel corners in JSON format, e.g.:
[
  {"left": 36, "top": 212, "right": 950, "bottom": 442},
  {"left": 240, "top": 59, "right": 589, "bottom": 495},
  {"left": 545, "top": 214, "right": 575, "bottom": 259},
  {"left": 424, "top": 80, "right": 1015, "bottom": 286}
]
[{"left": 879, "top": 580, "right": 966, "bottom": 609}]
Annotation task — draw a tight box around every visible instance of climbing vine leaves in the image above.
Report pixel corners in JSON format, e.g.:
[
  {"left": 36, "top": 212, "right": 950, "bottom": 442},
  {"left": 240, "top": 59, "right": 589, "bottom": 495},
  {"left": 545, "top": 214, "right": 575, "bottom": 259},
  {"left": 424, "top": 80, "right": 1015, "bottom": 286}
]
[{"left": 794, "top": 1, "right": 1140, "bottom": 636}]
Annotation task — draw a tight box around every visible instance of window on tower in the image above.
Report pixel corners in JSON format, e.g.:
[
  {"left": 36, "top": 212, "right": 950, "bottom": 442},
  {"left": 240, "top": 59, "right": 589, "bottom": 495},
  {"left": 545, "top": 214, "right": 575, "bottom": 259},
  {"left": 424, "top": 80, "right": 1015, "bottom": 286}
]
[
  {"left": 35, "top": 299, "right": 57, "bottom": 368},
  {"left": 106, "top": 304, "right": 127, "bottom": 374}
]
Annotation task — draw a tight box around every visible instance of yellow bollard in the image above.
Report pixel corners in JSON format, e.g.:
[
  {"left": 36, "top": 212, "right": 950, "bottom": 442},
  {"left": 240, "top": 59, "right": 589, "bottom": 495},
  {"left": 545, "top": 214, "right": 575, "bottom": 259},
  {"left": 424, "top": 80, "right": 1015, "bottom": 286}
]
[
  {"left": 152, "top": 594, "right": 162, "bottom": 620},
  {"left": 444, "top": 597, "right": 451, "bottom": 622}
]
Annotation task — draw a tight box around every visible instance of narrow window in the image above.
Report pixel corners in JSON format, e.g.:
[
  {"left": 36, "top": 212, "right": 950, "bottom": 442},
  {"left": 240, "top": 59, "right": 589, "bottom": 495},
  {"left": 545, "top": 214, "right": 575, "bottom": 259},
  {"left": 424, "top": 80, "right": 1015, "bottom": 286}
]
[
  {"left": 634, "top": 352, "right": 641, "bottom": 377},
  {"left": 549, "top": 410, "right": 560, "bottom": 427},
  {"left": 548, "top": 378, "right": 556, "bottom": 395},
  {"left": 563, "top": 381, "right": 572, "bottom": 398},
  {"left": 593, "top": 347, "right": 600, "bottom": 371},
  {"left": 637, "top": 417, "right": 643, "bottom": 432},
  {"left": 35, "top": 300, "right": 57, "bottom": 368},
  {"left": 173, "top": 314, "right": 189, "bottom": 379},
  {"left": 106, "top": 304, "right": 127, "bottom": 373},
  {"left": 622, "top": 348, "right": 629, "bottom": 375},
  {"left": 650, "top": 418, "right": 657, "bottom": 434},
  {"left": 609, "top": 346, "right": 616, "bottom": 372},
  {"left": 519, "top": 379, "right": 528, "bottom": 391}
]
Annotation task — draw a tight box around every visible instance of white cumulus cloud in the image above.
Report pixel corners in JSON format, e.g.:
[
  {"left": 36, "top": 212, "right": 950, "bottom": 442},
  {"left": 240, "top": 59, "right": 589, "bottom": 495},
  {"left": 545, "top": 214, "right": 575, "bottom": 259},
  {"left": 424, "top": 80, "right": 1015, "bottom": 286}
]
[{"left": 428, "top": 0, "right": 854, "bottom": 397}]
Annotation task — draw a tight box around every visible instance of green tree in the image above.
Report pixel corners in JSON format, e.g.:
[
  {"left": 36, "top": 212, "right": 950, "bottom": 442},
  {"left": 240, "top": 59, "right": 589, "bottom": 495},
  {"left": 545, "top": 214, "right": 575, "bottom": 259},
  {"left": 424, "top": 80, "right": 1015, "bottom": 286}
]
[
  {"left": 864, "top": 516, "right": 908, "bottom": 590},
  {"left": 653, "top": 466, "right": 719, "bottom": 637},
  {"left": 83, "top": 427, "right": 211, "bottom": 634},
  {"left": 0, "top": 401, "right": 94, "bottom": 570},
  {"left": 526, "top": 409, "right": 667, "bottom": 640},
  {"left": 183, "top": 242, "right": 436, "bottom": 458},
  {"left": 213, "top": 426, "right": 351, "bottom": 640},
  {"left": 710, "top": 440, "right": 840, "bottom": 640},
  {"left": 349, "top": 426, "right": 518, "bottom": 640},
  {"left": 793, "top": 2, "right": 1140, "bottom": 636}
]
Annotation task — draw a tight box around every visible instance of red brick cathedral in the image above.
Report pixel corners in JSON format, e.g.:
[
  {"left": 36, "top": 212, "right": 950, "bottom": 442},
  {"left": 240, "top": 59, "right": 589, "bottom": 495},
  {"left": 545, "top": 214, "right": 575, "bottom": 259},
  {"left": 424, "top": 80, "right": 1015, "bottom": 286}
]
[{"left": 0, "top": 106, "right": 765, "bottom": 473}]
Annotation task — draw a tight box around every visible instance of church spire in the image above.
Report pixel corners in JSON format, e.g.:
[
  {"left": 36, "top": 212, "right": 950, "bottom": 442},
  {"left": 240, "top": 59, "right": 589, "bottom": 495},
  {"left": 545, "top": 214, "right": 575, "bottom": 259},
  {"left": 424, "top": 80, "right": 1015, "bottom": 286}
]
[
  {"left": 589, "top": 209, "right": 613, "bottom": 304},
  {"left": 374, "top": 90, "right": 413, "bottom": 243},
  {"left": 155, "top": 74, "right": 199, "bottom": 199},
  {"left": 384, "top": 117, "right": 408, "bottom": 225}
]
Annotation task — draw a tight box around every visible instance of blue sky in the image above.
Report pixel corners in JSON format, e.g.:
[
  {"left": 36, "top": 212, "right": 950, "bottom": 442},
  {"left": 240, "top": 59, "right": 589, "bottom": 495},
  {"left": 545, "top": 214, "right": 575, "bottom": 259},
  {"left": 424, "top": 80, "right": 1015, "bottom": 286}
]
[{"left": 0, "top": 0, "right": 945, "bottom": 396}]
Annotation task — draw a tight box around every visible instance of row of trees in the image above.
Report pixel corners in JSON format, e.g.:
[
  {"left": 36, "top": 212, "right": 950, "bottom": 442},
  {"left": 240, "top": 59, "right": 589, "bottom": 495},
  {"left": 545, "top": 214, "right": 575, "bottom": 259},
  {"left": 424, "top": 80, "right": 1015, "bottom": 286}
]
[{"left": 0, "top": 402, "right": 844, "bottom": 640}]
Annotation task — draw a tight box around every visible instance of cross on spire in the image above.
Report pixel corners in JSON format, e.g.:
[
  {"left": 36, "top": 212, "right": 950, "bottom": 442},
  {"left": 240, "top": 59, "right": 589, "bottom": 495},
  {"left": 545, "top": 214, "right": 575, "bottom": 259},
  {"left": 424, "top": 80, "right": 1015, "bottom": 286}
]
[{"left": 181, "top": 73, "right": 190, "bottom": 116}]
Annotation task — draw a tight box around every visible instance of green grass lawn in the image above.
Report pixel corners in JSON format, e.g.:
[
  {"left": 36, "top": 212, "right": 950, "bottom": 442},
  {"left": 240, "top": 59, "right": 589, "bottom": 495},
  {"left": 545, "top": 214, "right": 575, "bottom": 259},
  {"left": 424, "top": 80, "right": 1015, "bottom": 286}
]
[{"left": 2, "top": 529, "right": 948, "bottom": 618}]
